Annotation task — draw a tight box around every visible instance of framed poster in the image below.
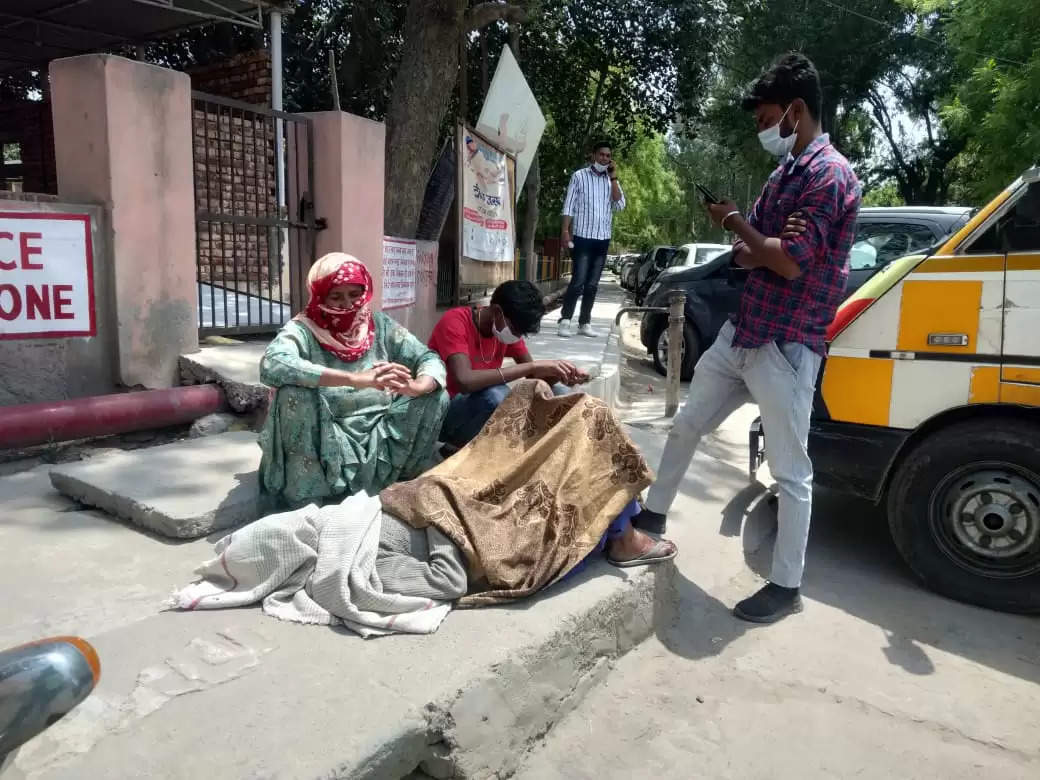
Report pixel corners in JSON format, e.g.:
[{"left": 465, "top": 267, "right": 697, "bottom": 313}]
[
  {"left": 381, "top": 237, "right": 417, "bottom": 309},
  {"left": 459, "top": 125, "right": 515, "bottom": 263}
]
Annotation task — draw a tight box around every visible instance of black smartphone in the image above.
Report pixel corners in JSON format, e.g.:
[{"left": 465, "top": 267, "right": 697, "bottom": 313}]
[{"left": 696, "top": 182, "right": 720, "bottom": 204}]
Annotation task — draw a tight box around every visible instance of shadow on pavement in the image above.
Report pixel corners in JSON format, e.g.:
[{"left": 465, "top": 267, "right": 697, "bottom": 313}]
[{"left": 664, "top": 476, "right": 1040, "bottom": 685}]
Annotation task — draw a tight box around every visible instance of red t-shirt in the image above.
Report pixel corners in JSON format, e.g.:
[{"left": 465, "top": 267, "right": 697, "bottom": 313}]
[{"left": 429, "top": 306, "right": 528, "bottom": 397}]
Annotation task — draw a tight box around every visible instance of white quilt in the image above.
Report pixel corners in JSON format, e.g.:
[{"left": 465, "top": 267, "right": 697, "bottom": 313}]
[{"left": 167, "top": 493, "right": 451, "bottom": 638}]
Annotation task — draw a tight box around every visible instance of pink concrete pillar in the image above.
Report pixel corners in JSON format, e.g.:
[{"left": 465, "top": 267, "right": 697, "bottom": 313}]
[
  {"left": 304, "top": 111, "right": 386, "bottom": 307},
  {"left": 50, "top": 54, "right": 198, "bottom": 389}
]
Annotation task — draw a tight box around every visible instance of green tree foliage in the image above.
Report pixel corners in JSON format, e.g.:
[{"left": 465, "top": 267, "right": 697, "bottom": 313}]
[
  {"left": 610, "top": 133, "right": 685, "bottom": 249},
  {"left": 863, "top": 13, "right": 966, "bottom": 204},
  {"left": 669, "top": 131, "right": 772, "bottom": 244},
  {"left": 713, "top": 0, "right": 914, "bottom": 156},
  {"left": 698, "top": 1, "right": 968, "bottom": 205},
  {"left": 472, "top": 1, "right": 719, "bottom": 242},
  {"left": 862, "top": 179, "right": 906, "bottom": 206},
  {"left": 918, "top": 0, "right": 1040, "bottom": 200}
]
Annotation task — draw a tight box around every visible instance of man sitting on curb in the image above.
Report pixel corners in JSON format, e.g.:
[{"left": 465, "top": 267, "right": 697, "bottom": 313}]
[{"left": 429, "top": 280, "right": 588, "bottom": 451}]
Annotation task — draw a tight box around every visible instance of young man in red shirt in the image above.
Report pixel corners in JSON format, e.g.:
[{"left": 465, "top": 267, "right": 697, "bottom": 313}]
[
  {"left": 430, "top": 279, "right": 677, "bottom": 567},
  {"left": 429, "top": 280, "right": 585, "bottom": 449}
]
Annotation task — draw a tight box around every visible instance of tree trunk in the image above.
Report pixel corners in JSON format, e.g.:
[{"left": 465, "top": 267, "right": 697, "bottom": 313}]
[
  {"left": 520, "top": 154, "right": 541, "bottom": 282},
  {"left": 384, "top": 0, "right": 467, "bottom": 238},
  {"left": 580, "top": 68, "right": 608, "bottom": 157},
  {"left": 459, "top": 32, "right": 469, "bottom": 124},
  {"left": 384, "top": 0, "right": 528, "bottom": 239},
  {"left": 480, "top": 30, "right": 490, "bottom": 98}
]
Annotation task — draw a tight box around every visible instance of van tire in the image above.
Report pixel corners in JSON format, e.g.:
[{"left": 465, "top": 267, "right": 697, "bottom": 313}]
[
  {"left": 651, "top": 321, "right": 698, "bottom": 382},
  {"left": 886, "top": 419, "right": 1040, "bottom": 614}
]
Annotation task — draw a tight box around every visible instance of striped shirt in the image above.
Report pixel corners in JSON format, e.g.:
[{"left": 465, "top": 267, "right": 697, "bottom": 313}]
[{"left": 561, "top": 166, "right": 626, "bottom": 240}]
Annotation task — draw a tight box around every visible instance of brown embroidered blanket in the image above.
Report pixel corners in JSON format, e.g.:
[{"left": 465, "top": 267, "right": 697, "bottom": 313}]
[{"left": 380, "top": 380, "right": 653, "bottom": 606}]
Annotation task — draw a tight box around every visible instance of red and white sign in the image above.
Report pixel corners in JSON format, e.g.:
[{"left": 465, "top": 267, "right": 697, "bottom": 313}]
[
  {"left": 0, "top": 213, "right": 95, "bottom": 340},
  {"left": 382, "top": 237, "right": 417, "bottom": 310}
]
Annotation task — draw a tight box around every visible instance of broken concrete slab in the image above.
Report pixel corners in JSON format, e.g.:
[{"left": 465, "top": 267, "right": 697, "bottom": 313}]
[
  {"left": 179, "top": 342, "right": 269, "bottom": 413},
  {"left": 49, "top": 431, "right": 261, "bottom": 539}
]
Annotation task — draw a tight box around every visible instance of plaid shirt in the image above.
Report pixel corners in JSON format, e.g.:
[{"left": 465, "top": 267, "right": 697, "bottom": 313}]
[{"left": 732, "top": 134, "right": 861, "bottom": 355}]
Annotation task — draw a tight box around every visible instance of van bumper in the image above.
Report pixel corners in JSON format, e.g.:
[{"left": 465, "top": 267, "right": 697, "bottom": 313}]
[{"left": 749, "top": 416, "right": 911, "bottom": 501}]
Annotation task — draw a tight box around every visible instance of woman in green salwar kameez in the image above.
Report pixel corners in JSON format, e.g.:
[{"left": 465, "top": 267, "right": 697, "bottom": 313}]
[{"left": 259, "top": 253, "right": 448, "bottom": 509}]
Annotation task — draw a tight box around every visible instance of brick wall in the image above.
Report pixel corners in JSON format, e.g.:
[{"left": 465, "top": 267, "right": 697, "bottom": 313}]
[
  {"left": 190, "top": 51, "right": 279, "bottom": 299},
  {"left": 189, "top": 50, "right": 272, "bottom": 107},
  {"left": 0, "top": 101, "right": 57, "bottom": 195}
]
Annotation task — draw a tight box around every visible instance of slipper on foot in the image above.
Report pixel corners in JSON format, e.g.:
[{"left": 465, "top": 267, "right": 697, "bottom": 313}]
[{"left": 607, "top": 539, "right": 678, "bottom": 568}]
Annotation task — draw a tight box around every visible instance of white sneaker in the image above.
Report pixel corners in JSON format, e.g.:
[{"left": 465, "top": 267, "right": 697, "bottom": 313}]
[
  {"left": 578, "top": 323, "right": 596, "bottom": 338},
  {"left": 558, "top": 319, "right": 572, "bottom": 338}
]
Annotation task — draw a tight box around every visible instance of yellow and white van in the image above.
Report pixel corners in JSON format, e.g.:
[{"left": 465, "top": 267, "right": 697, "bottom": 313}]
[{"left": 751, "top": 166, "right": 1040, "bottom": 613}]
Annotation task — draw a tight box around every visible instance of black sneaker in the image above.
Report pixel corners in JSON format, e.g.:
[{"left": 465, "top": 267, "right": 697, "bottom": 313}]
[
  {"left": 733, "top": 583, "right": 803, "bottom": 624},
  {"left": 631, "top": 507, "right": 667, "bottom": 535}
]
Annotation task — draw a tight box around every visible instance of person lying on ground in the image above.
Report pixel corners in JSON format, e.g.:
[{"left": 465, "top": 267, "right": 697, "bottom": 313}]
[
  {"left": 258, "top": 253, "right": 448, "bottom": 509},
  {"left": 383, "top": 378, "right": 677, "bottom": 605},
  {"left": 429, "top": 280, "right": 589, "bottom": 451},
  {"left": 171, "top": 379, "right": 676, "bottom": 637}
]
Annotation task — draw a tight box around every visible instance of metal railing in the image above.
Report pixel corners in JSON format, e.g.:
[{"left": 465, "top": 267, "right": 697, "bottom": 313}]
[
  {"left": 514, "top": 253, "right": 572, "bottom": 283},
  {"left": 613, "top": 292, "right": 686, "bottom": 417},
  {"left": 191, "top": 91, "right": 317, "bottom": 337}
]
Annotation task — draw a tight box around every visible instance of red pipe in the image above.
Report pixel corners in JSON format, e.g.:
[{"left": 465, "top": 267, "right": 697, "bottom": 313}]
[{"left": 0, "top": 385, "right": 229, "bottom": 450}]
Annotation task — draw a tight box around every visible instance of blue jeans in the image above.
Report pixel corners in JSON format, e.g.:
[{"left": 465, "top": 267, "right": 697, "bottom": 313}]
[
  {"left": 561, "top": 236, "right": 611, "bottom": 325},
  {"left": 440, "top": 383, "right": 569, "bottom": 448},
  {"left": 645, "top": 321, "right": 822, "bottom": 588},
  {"left": 560, "top": 498, "right": 640, "bottom": 582}
]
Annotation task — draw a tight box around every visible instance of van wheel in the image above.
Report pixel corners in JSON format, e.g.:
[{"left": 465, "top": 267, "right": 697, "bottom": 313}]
[
  {"left": 886, "top": 420, "right": 1040, "bottom": 613},
  {"left": 652, "top": 321, "right": 698, "bottom": 381}
]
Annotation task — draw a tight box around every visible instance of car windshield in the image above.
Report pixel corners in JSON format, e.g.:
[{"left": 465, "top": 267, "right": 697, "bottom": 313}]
[
  {"left": 849, "top": 222, "right": 940, "bottom": 271},
  {"left": 694, "top": 247, "right": 727, "bottom": 265}
]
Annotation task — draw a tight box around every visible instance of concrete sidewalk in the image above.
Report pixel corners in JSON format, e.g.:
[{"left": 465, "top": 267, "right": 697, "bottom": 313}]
[
  {"left": 0, "top": 276, "right": 728, "bottom": 779},
  {"left": 516, "top": 311, "right": 1040, "bottom": 780}
]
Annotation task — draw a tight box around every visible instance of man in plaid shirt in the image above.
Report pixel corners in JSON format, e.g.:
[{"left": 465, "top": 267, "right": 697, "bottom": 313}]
[{"left": 634, "top": 53, "right": 861, "bottom": 623}]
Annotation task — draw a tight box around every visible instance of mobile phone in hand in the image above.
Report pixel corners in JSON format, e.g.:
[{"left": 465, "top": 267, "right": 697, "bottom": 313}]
[{"left": 696, "top": 182, "right": 720, "bottom": 204}]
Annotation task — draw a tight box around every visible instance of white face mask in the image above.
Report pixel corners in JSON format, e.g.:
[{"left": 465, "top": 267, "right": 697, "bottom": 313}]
[
  {"left": 492, "top": 314, "right": 521, "bottom": 345},
  {"left": 758, "top": 105, "right": 799, "bottom": 158},
  {"left": 592, "top": 162, "right": 609, "bottom": 174}
]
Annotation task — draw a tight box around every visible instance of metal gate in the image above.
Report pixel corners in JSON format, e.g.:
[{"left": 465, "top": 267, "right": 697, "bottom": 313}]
[{"left": 191, "top": 92, "right": 320, "bottom": 337}]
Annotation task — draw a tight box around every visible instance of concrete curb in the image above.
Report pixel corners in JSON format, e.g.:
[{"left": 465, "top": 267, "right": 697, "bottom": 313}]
[
  {"left": 346, "top": 563, "right": 679, "bottom": 779},
  {"left": 586, "top": 325, "right": 622, "bottom": 410}
]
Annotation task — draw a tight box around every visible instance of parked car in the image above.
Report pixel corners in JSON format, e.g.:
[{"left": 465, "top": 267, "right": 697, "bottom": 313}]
[
  {"left": 619, "top": 254, "right": 642, "bottom": 290},
  {"left": 632, "top": 246, "right": 678, "bottom": 299},
  {"left": 640, "top": 205, "right": 974, "bottom": 380},
  {"left": 635, "top": 242, "right": 729, "bottom": 304},
  {"left": 610, "top": 252, "right": 637, "bottom": 276}
]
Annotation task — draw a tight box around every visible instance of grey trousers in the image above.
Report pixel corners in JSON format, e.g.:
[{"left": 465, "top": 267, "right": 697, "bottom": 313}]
[{"left": 645, "top": 321, "right": 822, "bottom": 587}]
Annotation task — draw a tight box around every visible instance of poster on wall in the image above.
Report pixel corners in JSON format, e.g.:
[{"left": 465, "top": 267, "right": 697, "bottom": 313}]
[
  {"left": 381, "top": 237, "right": 417, "bottom": 310},
  {"left": 460, "top": 126, "right": 515, "bottom": 264},
  {"left": 416, "top": 240, "right": 437, "bottom": 292},
  {"left": 476, "top": 45, "right": 546, "bottom": 192},
  {"left": 0, "top": 213, "right": 95, "bottom": 340}
]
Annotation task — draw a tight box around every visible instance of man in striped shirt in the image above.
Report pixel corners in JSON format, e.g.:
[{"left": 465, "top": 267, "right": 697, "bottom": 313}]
[{"left": 558, "top": 139, "right": 626, "bottom": 338}]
